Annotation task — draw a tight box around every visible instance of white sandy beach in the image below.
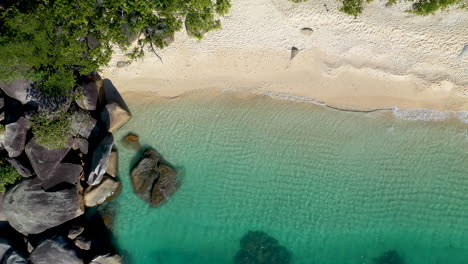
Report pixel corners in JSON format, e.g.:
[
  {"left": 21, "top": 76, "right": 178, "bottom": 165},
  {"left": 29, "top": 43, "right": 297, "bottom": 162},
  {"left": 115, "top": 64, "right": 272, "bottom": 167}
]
[{"left": 102, "top": 0, "right": 468, "bottom": 111}]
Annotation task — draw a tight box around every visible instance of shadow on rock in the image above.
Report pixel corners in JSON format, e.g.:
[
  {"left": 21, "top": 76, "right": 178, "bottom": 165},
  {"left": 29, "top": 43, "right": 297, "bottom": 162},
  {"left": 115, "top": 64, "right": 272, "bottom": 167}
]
[{"left": 234, "top": 231, "right": 291, "bottom": 264}]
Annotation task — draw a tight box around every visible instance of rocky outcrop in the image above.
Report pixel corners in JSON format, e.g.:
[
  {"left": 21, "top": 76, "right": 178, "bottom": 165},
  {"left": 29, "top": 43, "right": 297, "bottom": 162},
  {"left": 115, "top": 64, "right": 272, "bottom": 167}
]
[
  {"left": 100, "top": 102, "right": 131, "bottom": 133},
  {"left": 73, "top": 235, "right": 91, "bottom": 251},
  {"left": 88, "top": 133, "right": 114, "bottom": 186},
  {"left": 121, "top": 133, "right": 141, "bottom": 151},
  {"left": 90, "top": 254, "right": 122, "bottom": 264},
  {"left": 2, "top": 179, "right": 84, "bottom": 234},
  {"left": 68, "top": 226, "right": 85, "bottom": 240},
  {"left": 106, "top": 150, "right": 118, "bottom": 178},
  {"left": 3, "top": 117, "right": 28, "bottom": 158},
  {"left": 84, "top": 176, "right": 121, "bottom": 207},
  {"left": 234, "top": 231, "right": 291, "bottom": 264},
  {"left": 131, "top": 149, "right": 178, "bottom": 207},
  {"left": 30, "top": 236, "right": 83, "bottom": 264},
  {"left": 0, "top": 238, "right": 28, "bottom": 264},
  {"left": 0, "top": 193, "right": 5, "bottom": 222},
  {"left": 0, "top": 80, "right": 32, "bottom": 105},
  {"left": 7, "top": 154, "right": 34, "bottom": 178},
  {"left": 76, "top": 75, "right": 101, "bottom": 111},
  {"left": 70, "top": 112, "right": 97, "bottom": 139}
]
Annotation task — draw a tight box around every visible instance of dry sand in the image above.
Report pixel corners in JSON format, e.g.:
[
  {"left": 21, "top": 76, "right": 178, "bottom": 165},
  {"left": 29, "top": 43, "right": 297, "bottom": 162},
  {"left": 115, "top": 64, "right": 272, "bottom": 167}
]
[{"left": 102, "top": 0, "right": 468, "bottom": 111}]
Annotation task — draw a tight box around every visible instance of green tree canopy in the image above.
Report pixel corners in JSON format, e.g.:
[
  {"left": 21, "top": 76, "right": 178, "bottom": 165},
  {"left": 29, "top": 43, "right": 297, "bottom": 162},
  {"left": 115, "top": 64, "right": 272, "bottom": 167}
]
[{"left": 0, "top": 0, "right": 231, "bottom": 97}]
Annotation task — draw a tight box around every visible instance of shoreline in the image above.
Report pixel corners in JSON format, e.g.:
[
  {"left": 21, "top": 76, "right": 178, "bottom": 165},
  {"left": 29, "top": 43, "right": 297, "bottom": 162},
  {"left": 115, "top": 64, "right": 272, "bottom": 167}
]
[{"left": 102, "top": 0, "right": 468, "bottom": 113}]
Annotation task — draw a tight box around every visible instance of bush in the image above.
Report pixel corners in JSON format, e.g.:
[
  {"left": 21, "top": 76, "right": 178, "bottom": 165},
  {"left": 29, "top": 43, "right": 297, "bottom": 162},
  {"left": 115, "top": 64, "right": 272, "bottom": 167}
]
[
  {"left": 340, "top": 0, "right": 366, "bottom": 17},
  {"left": 410, "top": 0, "right": 461, "bottom": 15},
  {"left": 31, "top": 110, "right": 75, "bottom": 149},
  {"left": 0, "top": 157, "right": 21, "bottom": 192}
]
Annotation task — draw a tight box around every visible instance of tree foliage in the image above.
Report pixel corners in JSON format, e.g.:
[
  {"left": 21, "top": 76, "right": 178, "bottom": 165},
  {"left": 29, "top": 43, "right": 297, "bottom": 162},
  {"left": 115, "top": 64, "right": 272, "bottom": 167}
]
[
  {"left": 0, "top": 156, "right": 21, "bottom": 192},
  {"left": 0, "top": 0, "right": 231, "bottom": 97},
  {"left": 31, "top": 110, "right": 75, "bottom": 149}
]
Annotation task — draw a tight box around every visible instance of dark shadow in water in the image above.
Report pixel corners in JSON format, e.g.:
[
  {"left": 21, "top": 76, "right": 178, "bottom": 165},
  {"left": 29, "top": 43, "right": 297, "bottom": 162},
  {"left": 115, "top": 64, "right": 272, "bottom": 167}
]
[
  {"left": 234, "top": 231, "right": 291, "bottom": 264},
  {"left": 373, "top": 250, "right": 405, "bottom": 264}
]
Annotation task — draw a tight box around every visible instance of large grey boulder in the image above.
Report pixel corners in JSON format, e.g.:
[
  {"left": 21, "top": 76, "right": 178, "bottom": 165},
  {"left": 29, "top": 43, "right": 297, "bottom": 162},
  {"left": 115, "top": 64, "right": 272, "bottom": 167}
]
[
  {"left": 70, "top": 112, "right": 97, "bottom": 139},
  {"left": 2, "top": 179, "right": 84, "bottom": 234},
  {"left": 88, "top": 133, "right": 114, "bottom": 186},
  {"left": 131, "top": 149, "right": 178, "bottom": 207},
  {"left": 7, "top": 154, "right": 33, "bottom": 178},
  {"left": 25, "top": 139, "right": 78, "bottom": 190},
  {"left": 0, "top": 80, "right": 32, "bottom": 105},
  {"left": 30, "top": 236, "right": 83, "bottom": 264},
  {"left": 100, "top": 102, "right": 131, "bottom": 132},
  {"left": 0, "top": 193, "right": 5, "bottom": 222},
  {"left": 90, "top": 254, "right": 122, "bottom": 264},
  {"left": 76, "top": 75, "right": 101, "bottom": 111},
  {"left": 3, "top": 117, "right": 28, "bottom": 158},
  {"left": 84, "top": 176, "right": 121, "bottom": 207}
]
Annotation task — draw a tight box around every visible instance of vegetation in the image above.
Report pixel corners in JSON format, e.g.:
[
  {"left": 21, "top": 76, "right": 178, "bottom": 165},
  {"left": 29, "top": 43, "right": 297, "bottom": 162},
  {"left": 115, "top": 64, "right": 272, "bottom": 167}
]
[
  {"left": 30, "top": 110, "right": 75, "bottom": 149},
  {"left": 289, "top": 0, "right": 465, "bottom": 17},
  {"left": 0, "top": 156, "right": 21, "bottom": 192},
  {"left": 0, "top": 0, "right": 231, "bottom": 97}
]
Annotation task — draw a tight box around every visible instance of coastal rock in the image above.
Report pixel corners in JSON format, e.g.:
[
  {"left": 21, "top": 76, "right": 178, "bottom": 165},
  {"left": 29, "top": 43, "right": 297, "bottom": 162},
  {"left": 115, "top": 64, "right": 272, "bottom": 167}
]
[
  {"left": 0, "top": 239, "right": 28, "bottom": 264},
  {"left": 40, "top": 163, "right": 83, "bottom": 190},
  {"left": 72, "top": 138, "right": 89, "bottom": 155},
  {"left": 30, "top": 236, "right": 83, "bottom": 264},
  {"left": 3, "top": 117, "right": 28, "bottom": 158},
  {"left": 0, "top": 80, "right": 32, "bottom": 105},
  {"left": 151, "top": 165, "right": 178, "bottom": 206},
  {"left": 130, "top": 149, "right": 160, "bottom": 204},
  {"left": 73, "top": 236, "right": 91, "bottom": 251},
  {"left": 90, "top": 254, "right": 123, "bottom": 264},
  {"left": 106, "top": 150, "right": 118, "bottom": 178},
  {"left": 121, "top": 133, "right": 141, "bottom": 151},
  {"left": 290, "top": 47, "right": 299, "bottom": 60},
  {"left": 88, "top": 133, "right": 114, "bottom": 186},
  {"left": 84, "top": 176, "right": 121, "bottom": 207},
  {"left": 76, "top": 75, "right": 101, "bottom": 111},
  {"left": 68, "top": 226, "right": 85, "bottom": 240},
  {"left": 70, "top": 112, "right": 97, "bottom": 139},
  {"left": 300, "top": 27, "right": 314, "bottom": 36},
  {"left": 7, "top": 153, "right": 33, "bottom": 178},
  {"left": 2, "top": 178, "right": 84, "bottom": 235},
  {"left": 25, "top": 139, "right": 71, "bottom": 181},
  {"left": 101, "top": 102, "right": 131, "bottom": 132},
  {"left": 0, "top": 98, "right": 4, "bottom": 110}
]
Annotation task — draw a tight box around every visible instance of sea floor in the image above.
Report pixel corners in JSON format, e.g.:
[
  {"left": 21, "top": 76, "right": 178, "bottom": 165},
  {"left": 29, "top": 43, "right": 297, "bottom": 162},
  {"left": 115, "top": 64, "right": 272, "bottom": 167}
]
[{"left": 112, "top": 91, "right": 468, "bottom": 264}]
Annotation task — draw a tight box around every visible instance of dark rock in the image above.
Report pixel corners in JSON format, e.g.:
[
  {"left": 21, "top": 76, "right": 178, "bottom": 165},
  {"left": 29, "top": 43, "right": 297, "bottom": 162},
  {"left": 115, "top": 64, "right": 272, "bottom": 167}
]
[
  {"left": 2, "top": 179, "right": 84, "bottom": 234},
  {"left": 130, "top": 149, "right": 160, "bottom": 204},
  {"left": 150, "top": 165, "right": 178, "bottom": 206},
  {"left": 25, "top": 139, "right": 71, "bottom": 180},
  {"left": 373, "top": 250, "right": 405, "bottom": 264},
  {"left": 106, "top": 150, "right": 118, "bottom": 178},
  {"left": 121, "top": 133, "right": 141, "bottom": 151},
  {"left": 40, "top": 163, "right": 83, "bottom": 190},
  {"left": 84, "top": 176, "right": 121, "bottom": 207},
  {"left": 146, "top": 19, "right": 175, "bottom": 46},
  {"left": 290, "top": 47, "right": 299, "bottom": 60},
  {"left": 73, "top": 236, "right": 91, "bottom": 251},
  {"left": 131, "top": 149, "right": 178, "bottom": 206},
  {"left": 0, "top": 80, "right": 32, "bottom": 105},
  {"left": 100, "top": 102, "right": 131, "bottom": 133},
  {"left": 30, "top": 236, "right": 83, "bottom": 264},
  {"left": 7, "top": 153, "right": 34, "bottom": 178},
  {"left": 72, "top": 138, "right": 89, "bottom": 155},
  {"left": 0, "top": 193, "right": 5, "bottom": 222},
  {"left": 90, "top": 254, "right": 122, "bottom": 264},
  {"left": 76, "top": 75, "right": 101, "bottom": 111},
  {"left": 87, "top": 35, "right": 100, "bottom": 50},
  {"left": 70, "top": 112, "right": 97, "bottom": 139},
  {"left": 0, "top": 239, "right": 28, "bottom": 264},
  {"left": 234, "top": 231, "right": 291, "bottom": 264},
  {"left": 3, "top": 117, "right": 28, "bottom": 158},
  {"left": 300, "top": 27, "right": 313, "bottom": 36},
  {"left": 88, "top": 133, "right": 114, "bottom": 186},
  {"left": 0, "top": 98, "right": 4, "bottom": 110},
  {"left": 122, "top": 22, "right": 140, "bottom": 44},
  {"left": 68, "top": 226, "right": 85, "bottom": 240}
]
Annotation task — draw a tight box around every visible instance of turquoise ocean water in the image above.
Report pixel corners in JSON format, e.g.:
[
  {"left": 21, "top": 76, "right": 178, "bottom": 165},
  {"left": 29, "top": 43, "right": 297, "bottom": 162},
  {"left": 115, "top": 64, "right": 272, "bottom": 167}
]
[{"left": 112, "top": 91, "right": 468, "bottom": 264}]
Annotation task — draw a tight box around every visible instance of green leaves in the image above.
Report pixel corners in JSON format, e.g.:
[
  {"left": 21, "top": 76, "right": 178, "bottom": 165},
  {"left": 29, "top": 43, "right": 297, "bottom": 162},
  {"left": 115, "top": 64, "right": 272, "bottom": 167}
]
[
  {"left": 30, "top": 110, "right": 74, "bottom": 149},
  {"left": 0, "top": 0, "right": 231, "bottom": 97},
  {"left": 0, "top": 157, "right": 21, "bottom": 192}
]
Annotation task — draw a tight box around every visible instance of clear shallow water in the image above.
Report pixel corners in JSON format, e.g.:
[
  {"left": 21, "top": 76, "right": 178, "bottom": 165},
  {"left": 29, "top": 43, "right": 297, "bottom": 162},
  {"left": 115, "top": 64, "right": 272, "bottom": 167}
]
[{"left": 112, "top": 91, "right": 468, "bottom": 264}]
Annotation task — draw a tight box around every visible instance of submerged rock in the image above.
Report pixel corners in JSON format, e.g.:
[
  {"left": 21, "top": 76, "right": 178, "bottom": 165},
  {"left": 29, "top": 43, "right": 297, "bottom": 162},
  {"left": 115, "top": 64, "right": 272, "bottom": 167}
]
[
  {"left": 101, "top": 102, "right": 131, "bottom": 133},
  {"left": 3, "top": 178, "right": 84, "bottom": 234},
  {"left": 30, "top": 236, "right": 83, "bottom": 264},
  {"left": 88, "top": 133, "right": 114, "bottom": 186},
  {"left": 3, "top": 117, "right": 28, "bottom": 158},
  {"left": 121, "top": 133, "right": 140, "bottom": 151},
  {"left": 84, "top": 176, "right": 121, "bottom": 207},
  {"left": 234, "top": 231, "right": 291, "bottom": 264},
  {"left": 373, "top": 250, "right": 405, "bottom": 264}
]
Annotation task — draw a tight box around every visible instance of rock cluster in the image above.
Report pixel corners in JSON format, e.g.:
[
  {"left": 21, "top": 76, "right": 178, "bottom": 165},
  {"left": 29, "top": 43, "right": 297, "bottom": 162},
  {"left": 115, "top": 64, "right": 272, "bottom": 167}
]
[
  {"left": 0, "top": 74, "right": 129, "bottom": 262},
  {"left": 234, "top": 231, "right": 291, "bottom": 264}
]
